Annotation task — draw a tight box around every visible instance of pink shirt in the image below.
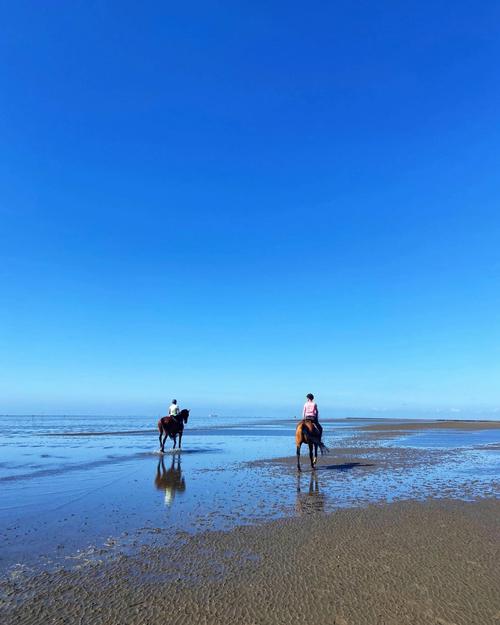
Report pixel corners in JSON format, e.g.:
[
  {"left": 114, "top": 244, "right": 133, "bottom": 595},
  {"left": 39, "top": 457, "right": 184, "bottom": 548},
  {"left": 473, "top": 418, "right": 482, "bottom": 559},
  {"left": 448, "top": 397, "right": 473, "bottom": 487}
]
[{"left": 303, "top": 400, "right": 318, "bottom": 419}]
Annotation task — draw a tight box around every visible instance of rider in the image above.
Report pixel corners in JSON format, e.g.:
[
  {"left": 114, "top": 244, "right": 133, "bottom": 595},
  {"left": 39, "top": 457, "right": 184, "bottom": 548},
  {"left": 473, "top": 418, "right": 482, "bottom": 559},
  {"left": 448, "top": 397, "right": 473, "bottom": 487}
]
[
  {"left": 302, "top": 393, "right": 322, "bottom": 437},
  {"left": 168, "top": 399, "right": 180, "bottom": 420}
]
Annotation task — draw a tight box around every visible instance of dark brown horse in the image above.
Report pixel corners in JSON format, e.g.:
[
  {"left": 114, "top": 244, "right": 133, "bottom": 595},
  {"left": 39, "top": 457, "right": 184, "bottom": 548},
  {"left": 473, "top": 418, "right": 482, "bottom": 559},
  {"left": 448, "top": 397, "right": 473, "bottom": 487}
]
[
  {"left": 295, "top": 419, "right": 328, "bottom": 472},
  {"left": 158, "top": 409, "right": 190, "bottom": 452}
]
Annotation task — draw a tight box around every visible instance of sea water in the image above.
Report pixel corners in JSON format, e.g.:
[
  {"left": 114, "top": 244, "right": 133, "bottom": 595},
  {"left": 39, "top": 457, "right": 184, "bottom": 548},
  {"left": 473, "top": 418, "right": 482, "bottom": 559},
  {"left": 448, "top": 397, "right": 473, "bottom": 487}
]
[{"left": 0, "top": 414, "right": 498, "bottom": 578}]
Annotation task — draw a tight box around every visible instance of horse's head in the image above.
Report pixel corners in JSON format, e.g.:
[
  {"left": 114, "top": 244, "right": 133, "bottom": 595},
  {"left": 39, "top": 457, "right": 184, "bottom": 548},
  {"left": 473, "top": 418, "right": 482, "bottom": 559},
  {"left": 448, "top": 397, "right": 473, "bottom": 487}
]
[{"left": 180, "top": 409, "right": 190, "bottom": 423}]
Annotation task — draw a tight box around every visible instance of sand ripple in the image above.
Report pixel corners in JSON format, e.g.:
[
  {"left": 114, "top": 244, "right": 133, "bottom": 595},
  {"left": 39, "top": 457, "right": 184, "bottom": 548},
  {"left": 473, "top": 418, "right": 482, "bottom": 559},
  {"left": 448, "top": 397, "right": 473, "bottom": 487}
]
[{"left": 1, "top": 499, "right": 498, "bottom": 625}]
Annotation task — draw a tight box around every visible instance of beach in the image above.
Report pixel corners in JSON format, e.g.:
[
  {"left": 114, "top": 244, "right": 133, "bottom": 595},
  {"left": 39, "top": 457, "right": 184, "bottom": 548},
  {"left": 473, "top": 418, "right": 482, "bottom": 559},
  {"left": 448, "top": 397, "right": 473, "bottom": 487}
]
[
  {"left": 2, "top": 499, "right": 498, "bottom": 625},
  {"left": 4, "top": 2, "right": 500, "bottom": 622},
  {"left": 1, "top": 416, "right": 499, "bottom": 624}
]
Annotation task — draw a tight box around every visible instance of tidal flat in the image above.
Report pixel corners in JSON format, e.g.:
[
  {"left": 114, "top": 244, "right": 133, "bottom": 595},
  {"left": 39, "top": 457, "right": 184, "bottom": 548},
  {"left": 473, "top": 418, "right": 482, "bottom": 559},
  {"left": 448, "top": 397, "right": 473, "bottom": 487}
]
[{"left": 1, "top": 415, "right": 499, "bottom": 624}]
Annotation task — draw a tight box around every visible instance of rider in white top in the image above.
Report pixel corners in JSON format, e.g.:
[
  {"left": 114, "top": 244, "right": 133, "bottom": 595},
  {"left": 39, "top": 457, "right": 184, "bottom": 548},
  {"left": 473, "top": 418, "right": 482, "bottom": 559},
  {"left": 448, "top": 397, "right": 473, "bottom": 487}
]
[{"left": 169, "top": 399, "right": 180, "bottom": 417}]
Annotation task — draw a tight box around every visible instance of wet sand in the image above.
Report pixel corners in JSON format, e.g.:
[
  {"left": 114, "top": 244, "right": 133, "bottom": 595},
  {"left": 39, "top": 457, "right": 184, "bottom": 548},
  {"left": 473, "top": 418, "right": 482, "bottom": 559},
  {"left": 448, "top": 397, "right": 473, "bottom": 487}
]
[
  {"left": 250, "top": 443, "right": 456, "bottom": 473},
  {"left": 361, "top": 419, "right": 500, "bottom": 432},
  {"left": 1, "top": 417, "right": 498, "bottom": 624},
  {"left": 1, "top": 498, "right": 498, "bottom": 625}
]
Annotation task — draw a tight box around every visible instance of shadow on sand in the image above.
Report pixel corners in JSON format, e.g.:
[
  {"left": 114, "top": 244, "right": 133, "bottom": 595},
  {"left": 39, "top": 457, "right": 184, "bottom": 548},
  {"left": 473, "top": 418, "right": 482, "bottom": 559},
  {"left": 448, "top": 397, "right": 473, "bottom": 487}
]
[{"left": 317, "top": 461, "right": 374, "bottom": 472}]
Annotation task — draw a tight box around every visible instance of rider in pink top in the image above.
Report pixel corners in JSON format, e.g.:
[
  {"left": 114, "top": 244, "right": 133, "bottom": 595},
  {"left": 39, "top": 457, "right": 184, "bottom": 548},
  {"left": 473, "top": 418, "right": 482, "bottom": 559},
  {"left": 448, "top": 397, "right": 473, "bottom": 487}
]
[
  {"left": 303, "top": 394, "right": 318, "bottom": 420},
  {"left": 303, "top": 393, "right": 322, "bottom": 435}
]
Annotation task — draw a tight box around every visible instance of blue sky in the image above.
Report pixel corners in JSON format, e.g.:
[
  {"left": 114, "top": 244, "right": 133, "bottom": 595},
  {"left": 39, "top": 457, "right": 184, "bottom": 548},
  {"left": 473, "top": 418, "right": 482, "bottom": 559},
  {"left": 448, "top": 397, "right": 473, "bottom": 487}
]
[{"left": 1, "top": 1, "right": 500, "bottom": 417}]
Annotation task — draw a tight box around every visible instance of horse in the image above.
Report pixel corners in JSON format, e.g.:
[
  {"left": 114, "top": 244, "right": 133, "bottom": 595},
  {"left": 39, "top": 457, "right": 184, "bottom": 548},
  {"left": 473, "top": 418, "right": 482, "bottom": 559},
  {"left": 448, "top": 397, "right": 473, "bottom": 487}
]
[
  {"left": 295, "top": 419, "right": 328, "bottom": 472},
  {"left": 158, "top": 409, "right": 190, "bottom": 453},
  {"left": 154, "top": 456, "right": 186, "bottom": 505}
]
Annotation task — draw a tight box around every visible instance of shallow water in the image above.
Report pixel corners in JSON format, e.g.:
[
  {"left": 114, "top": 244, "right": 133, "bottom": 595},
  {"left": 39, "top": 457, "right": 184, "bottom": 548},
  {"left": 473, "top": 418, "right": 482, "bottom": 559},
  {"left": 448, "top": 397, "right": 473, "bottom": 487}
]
[
  {"left": 384, "top": 427, "right": 499, "bottom": 449},
  {"left": 0, "top": 415, "right": 498, "bottom": 578}
]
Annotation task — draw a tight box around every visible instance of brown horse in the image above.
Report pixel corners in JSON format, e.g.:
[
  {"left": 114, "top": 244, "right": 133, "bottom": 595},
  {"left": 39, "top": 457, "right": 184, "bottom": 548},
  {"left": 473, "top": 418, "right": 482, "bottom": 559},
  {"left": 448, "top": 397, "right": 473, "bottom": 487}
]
[
  {"left": 154, "top": 456, "right": 186, "bottom": 505},
  {"left": 158, "top": 409, "right": 190, "bottom": 452},
  {"left": 296, "top": 419, "right": 328, "bottom": 472}
]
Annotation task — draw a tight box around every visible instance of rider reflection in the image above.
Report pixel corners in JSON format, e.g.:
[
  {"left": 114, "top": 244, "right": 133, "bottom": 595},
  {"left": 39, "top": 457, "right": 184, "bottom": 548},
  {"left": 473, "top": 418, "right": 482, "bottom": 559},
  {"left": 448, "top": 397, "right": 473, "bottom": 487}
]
[
  {"left": 154, "top": 456, "right": 186, "bottom": 506},
  {"left": 295, "top": 473, "right": 326, "bottom": 515}
]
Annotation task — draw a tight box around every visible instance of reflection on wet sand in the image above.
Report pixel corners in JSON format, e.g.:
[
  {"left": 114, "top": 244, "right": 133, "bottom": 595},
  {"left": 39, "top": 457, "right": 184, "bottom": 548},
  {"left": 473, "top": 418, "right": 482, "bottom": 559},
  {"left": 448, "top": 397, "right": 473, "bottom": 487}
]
[
  {"left": 295, "top": 473, "right": 326, "bottom": 515},
  {"left": 154, "top": 456, "right": 186, "bottom": 506}
]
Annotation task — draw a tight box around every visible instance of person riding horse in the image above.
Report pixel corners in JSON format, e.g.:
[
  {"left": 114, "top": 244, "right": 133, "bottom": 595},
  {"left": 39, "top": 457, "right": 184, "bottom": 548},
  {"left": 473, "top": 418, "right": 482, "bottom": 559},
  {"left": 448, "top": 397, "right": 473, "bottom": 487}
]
[
  {"left": 158, "top": 401, "right": 190, "bottom": 452},
  {"left": 296, "top": 393, "right": 327, "bottom": 471}
]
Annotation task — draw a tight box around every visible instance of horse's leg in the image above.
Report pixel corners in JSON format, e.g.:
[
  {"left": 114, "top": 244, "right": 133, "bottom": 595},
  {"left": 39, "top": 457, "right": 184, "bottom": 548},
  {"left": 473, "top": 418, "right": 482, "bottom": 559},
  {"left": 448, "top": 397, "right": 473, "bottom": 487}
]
[
  {"left": 159, "top": 427, "right": 164, "bottom": 452},
  {"left": 172, "top": 434, "right": 177, "bottom": 449},
  {"left": 296, "top": 442, "right": 302, "bottom": 472},
  {"left": 178, "top": 431, "right": 183, "bottom": 450},
  {"left": 309, "top": 443, "right": 314, "bottom": 469},
  {"left": 313, "top": 443, "right": 318, "bottom": 467}
]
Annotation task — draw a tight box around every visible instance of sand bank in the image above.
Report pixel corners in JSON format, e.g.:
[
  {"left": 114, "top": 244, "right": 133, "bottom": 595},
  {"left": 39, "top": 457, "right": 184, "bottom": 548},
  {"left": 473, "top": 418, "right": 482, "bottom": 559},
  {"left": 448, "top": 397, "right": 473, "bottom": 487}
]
[
  {"left": 361, "top": 420, "right": 500, "bottom": 432},
  {"left": 249, "top": 440, "right": 458, "bottom": 473},
  {"left": 1, "top": 498, "right": 498, "bottom": 625}
]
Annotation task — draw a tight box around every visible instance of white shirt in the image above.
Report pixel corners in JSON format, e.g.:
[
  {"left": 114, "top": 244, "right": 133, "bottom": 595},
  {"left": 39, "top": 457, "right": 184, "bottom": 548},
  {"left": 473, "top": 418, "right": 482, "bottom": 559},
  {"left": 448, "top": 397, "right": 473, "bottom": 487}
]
[{"left": 169, "top": 403, "right": 179, "bottom": 416}]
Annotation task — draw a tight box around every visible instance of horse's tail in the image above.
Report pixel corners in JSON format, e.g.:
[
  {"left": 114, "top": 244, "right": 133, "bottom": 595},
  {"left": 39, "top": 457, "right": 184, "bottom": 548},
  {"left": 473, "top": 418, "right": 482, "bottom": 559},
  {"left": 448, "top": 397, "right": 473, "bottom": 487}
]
[{"left": 318, "top": 441, "right": 329, "bottom": 455}]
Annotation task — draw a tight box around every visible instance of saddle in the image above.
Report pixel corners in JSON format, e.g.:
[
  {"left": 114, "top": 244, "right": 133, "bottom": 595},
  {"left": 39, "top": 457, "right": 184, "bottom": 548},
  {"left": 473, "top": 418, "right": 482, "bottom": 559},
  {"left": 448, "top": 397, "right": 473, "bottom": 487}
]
[
  {"left": 162, "top": 415, "right": 179, "bottom": 428},
  {"left": 302, "top": 418, "right": 322, "bottom": 438}
]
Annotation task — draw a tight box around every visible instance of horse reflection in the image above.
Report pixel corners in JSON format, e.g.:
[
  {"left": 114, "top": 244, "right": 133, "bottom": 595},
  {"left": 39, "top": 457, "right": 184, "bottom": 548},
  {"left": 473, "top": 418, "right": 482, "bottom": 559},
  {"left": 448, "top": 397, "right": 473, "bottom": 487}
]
[
  {"left": 295, "top": 473, "right": 326, "bottom": 515},
  {"left": 154, "top": 456, "right": 186, "bottom": 506}
]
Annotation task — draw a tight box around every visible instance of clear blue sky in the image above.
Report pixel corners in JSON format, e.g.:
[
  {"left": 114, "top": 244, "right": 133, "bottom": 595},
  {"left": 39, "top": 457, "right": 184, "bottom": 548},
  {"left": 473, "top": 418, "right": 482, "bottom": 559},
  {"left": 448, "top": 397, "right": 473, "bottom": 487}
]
[{"left": 1, "top": 1, "right": 500, "bottom": 417}]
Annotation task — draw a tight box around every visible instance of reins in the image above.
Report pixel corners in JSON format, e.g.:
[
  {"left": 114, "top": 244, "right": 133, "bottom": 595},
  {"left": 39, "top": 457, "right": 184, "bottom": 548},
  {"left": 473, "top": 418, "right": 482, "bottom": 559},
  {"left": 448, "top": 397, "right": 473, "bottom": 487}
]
[{"left": 170, "top": 410, "right": 186, "bottom": 426}]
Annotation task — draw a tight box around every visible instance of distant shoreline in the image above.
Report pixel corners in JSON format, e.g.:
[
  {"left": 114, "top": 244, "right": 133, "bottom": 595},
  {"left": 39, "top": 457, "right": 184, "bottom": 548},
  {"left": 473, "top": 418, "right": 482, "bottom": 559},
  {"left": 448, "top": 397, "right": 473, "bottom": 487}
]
[
  {"left": 2, "top": 413, "right": 500, "bottom": 421},
  {"left": 359, "top": 419, "right": 500, "bottom": 431}
]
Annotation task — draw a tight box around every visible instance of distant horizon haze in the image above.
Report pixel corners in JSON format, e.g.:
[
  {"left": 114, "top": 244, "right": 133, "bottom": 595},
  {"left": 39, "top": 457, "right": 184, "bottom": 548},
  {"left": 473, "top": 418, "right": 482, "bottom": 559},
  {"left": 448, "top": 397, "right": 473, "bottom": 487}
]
[{"left": 1, "top": 399, "right": 499, "bottom": 421}]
